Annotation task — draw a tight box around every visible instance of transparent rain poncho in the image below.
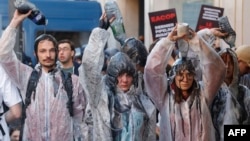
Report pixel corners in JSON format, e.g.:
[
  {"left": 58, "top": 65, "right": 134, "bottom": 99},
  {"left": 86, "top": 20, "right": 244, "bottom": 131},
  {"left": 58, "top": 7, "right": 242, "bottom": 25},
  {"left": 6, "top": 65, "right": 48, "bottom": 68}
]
[
  {"left": 211, "top": 47, "right": 250, "bottom": 141},
  {"left": 79, "top": 27, "right": 156, "bottom": 141},
  {"left": 144, "top": 28, "right": 226, "bottom": 141},
  {"left": 0, "top": 26, "right": 86, "bottom": 141}
]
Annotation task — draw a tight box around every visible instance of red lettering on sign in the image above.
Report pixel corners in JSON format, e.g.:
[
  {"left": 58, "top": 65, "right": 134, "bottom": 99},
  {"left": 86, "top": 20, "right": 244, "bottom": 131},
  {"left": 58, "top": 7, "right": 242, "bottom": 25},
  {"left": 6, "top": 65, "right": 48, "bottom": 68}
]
[
  {"left": 150, "top": 13, "right": 176, "bottom": 23},
  {"left": 205, "top": 22, "right": 213, "bottom": 28}
]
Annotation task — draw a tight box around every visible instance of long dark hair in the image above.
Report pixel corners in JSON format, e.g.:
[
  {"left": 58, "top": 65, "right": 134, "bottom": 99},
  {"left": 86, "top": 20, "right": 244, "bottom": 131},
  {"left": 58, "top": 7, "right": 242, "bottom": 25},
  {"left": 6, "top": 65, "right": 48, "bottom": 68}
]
[
  {"left": 169, "top": 58, "right": 199, "bottom": 103},
  {"left": 171, "top": 80, "right": 198, "bottom": 103}
]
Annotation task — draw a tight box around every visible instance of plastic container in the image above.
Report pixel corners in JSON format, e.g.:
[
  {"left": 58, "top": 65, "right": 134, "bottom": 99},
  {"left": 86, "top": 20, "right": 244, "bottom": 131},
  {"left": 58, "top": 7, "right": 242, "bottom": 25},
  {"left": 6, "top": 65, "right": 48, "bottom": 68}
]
[
  {"left": 14, "top": 0, "right": 47, "bottom": 25},
  {"left": 104, "top": 0, "right": 126, "bottom": 45}
]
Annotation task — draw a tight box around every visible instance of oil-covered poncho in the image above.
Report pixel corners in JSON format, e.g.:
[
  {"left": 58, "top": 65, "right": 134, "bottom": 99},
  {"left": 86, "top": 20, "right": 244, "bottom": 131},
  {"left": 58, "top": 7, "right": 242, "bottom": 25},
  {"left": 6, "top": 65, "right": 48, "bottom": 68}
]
[
  {"left": 211, "top": 46, "right": 250, "bottom": 141},
  {"left": 79, "top": 27, "right": 156, "bottom": 141},
  {"left": 144, "top": 28, "right": 226, "bottom": 141},
  {"left": 0, "top": 26, "right": 86, "bottom": 141},
  {"left": 121, "top": 37, "right": 156, "bottom": 141}
]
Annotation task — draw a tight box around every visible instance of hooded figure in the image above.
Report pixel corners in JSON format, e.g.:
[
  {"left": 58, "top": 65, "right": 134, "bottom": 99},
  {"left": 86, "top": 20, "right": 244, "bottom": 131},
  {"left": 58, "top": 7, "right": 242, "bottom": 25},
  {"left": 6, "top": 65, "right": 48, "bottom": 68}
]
[
  {"left": 210, "top": 47, "right": 250, "bottom": 141},
  {"left": 121, "top": 37, "right": 156, "bottom": 141},
  {"left": 144, "top": 27, "right": 226, "bottom": 141},
  {"left": 121, "top": 37, "right": 148, "bottom": 70},
  {"left": 0, "top": 11, "right": 86, "bottom": 141},
  {"left": 79, "top": 25, "right": 156, "bottom": 141}
]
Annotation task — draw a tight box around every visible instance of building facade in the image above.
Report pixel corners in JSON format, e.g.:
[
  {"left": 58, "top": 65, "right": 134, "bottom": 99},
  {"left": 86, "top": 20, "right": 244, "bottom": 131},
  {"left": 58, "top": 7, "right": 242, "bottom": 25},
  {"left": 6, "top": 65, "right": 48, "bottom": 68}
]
[{"left": 99, "top": 0, "right": 250, "bottom": 49}]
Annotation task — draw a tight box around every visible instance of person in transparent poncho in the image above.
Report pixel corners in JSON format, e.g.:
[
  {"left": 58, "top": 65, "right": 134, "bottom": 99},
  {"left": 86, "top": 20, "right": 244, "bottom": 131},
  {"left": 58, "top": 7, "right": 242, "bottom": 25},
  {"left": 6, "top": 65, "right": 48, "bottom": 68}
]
[
  {"left": 0, "top": 10, "right": 86, "bottom": 141},
  {"left": 210, "top": 37, "right": 250, "bottom": 141},
  {"left": 144, "top": 25, "right": 226, "bottom": 141},
  {"left": 121, "top": 37, "right": 157, "bottom": 140},
  {"left": 79, "top": 13, "right": 155, "bottom": 141}
]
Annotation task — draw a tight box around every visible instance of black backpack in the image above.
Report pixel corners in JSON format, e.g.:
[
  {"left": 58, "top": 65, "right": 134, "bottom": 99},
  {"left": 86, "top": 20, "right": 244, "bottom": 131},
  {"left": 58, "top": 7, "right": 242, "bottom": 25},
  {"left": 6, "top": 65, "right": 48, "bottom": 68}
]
[{"left": 19, "top": 69, "right": 73, "bottom": 141}]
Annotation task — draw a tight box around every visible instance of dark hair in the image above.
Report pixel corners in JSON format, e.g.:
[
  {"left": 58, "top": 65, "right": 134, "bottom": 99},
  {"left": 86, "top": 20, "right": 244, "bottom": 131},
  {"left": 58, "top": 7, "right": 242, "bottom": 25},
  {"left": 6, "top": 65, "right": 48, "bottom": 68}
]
[
  {"left": 122, "top": 37, "right": 148, "bottom": 67},
  {"left": 9, "top": 125, "right": 21, "bottom": 136},
  {"left": 170, "top": 58, "right": 195, "bottom": 76},
  {"left": 58, "top": 39, "right": 76, "bottom": 59},
  {"left": 169, "top": 58, "right": 198, "bottom": 103},
  {"left": 105, "top": 52, "right": 137, "bottom": 91},
  {"left": 58, "top": 39, "right": 75, "bottom": 51},
  {"left": 34, "top": 34, "right": 58, "bottom": 62}
]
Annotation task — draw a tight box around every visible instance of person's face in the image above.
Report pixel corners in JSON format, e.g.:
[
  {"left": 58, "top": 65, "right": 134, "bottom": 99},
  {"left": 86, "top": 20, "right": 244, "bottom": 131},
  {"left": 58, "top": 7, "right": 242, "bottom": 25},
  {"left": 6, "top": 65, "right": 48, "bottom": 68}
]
[
  {"left": 10, "top": 130, "right": 20, "bottom": 141},
  {"left": 238, "top": 59, "right": 250, "bottom": 76},
  {"left": 37, "top": 40, "right": 56, "bottom": 71},
  {"left": 174, "top": 70, "right": 194, "bottom": 91},
  {"left": 117, "top": 73, "right": 133, "bottom": 92},
  {"left": 58, "top": 43, "right": 74, "bottom": 64},
  {"left": 221, "top": 53, "right": 234, "bottom": 84}
]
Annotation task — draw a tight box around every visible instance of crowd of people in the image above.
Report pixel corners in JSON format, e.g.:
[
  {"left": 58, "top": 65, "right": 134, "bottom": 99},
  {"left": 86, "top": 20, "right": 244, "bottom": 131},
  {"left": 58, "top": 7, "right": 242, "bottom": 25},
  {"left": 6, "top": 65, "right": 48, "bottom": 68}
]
[{"left": 0, "top": 5, "right": 249, "bottom": 141}]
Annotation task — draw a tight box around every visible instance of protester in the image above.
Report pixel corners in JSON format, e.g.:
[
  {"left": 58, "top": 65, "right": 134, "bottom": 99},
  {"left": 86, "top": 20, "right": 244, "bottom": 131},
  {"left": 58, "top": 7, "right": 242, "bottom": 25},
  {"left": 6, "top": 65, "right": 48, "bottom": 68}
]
[
  {"left": 235, "top": 45, "right": 250, "bottom": 88},
  {"left": 121, "top": 37, "right": 156, "bottom": 140},
  {"left": 0, "top": 65, "right": 22, "bottom": 141},
  {"left": 0, "top": 10, "right": 86, "bottom": 140},
  {"left": 211, "top": 46, "right": 250, "bottom": 141},
  {"left": 235, "top": 45, "right": 250, "bottom": 75},
  {"left": 58, "top": 39, "right": 80, "bottom": 75},
  {"left": 79, "top": 12, "right": 155, "bottom": 141},
  {"left": 144, "top": 25, "right": 226, "bottom": 141}
]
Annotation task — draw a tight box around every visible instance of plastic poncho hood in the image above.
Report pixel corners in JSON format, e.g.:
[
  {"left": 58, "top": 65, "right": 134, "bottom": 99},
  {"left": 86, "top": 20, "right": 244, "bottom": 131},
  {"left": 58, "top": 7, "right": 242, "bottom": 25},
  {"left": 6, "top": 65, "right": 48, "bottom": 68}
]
[
  {"left": 122, "top": 37, "right": 148, "bottom": 67},
  {"left": 105, "top": 52, "right": 137, "bottom": 90},
  {"left": 169, "top": 57, "right": 196, "bottom": 80}
]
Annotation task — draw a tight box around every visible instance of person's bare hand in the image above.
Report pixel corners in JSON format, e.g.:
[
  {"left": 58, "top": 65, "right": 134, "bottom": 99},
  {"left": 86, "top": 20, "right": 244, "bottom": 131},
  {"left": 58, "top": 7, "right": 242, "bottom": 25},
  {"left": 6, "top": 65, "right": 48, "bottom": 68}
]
[
  {"left": 10, "top": 10, "right": 31, "bottom": 28},
  {"left": 167, "top": 25, "right": 186, "bottom": 41},
  {"left": 210, "top": 28, "right": 228, "bottom": 38}
]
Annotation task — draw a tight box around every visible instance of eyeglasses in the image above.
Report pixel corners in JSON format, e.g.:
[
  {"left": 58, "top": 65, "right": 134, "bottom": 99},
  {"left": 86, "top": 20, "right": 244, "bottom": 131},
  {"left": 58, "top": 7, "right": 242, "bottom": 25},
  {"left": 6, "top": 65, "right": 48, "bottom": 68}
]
[
  {"left": 175, "top": 72, "right": 194, "bottom": 81},
  {"left": 58, "top": 47, "right": 71, "bottom": 52}
]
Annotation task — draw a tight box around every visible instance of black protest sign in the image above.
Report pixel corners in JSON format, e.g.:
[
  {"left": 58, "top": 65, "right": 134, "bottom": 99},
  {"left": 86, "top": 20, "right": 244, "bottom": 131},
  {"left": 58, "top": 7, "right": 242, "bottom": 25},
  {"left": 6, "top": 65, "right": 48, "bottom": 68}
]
[
  {"left": 196, "top": 5, "right": 224, "bottom": 31},
  {"left": 148, "top": 9, "right": 177, "bottom": 41}
]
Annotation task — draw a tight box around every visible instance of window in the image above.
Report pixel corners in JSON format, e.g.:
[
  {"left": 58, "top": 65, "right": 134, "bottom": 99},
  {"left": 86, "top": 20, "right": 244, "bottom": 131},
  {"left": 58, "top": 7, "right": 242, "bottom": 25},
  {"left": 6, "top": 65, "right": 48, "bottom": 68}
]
[{"left": 169, "top": 0, "right": 213, "bottom": 29}]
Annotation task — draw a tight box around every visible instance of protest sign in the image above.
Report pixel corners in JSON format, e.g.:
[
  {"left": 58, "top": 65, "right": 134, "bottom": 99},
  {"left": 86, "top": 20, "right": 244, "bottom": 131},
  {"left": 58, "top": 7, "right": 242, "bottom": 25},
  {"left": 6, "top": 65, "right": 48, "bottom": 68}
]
[
  {"left": 148, "top": 8, "right": 177, "bottom": 41},
  {"left": 196, "top": 5, "right": 224, "bottom": 31}
]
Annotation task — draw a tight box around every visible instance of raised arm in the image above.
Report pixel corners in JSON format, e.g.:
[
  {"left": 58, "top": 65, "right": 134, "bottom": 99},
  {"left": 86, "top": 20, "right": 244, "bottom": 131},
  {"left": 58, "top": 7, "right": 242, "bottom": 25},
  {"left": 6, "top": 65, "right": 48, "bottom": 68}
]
[
  {"left": 78, "top": 13, "right": 111, "bottom": 107},
  {"left": 0, "top": 10, "right": 33, "bottom": 90},
  {"left": 144, "top": 27, "right": 180, "bottom": 110},
  {"left": 194, "top": 28, "right": 226, "bottom": 105}
]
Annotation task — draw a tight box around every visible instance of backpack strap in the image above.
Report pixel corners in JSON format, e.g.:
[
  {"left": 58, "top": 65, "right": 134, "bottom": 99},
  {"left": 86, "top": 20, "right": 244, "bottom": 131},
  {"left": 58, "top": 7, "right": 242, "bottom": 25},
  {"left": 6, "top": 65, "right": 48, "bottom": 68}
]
[
  {"left": 25, "top": 70, "right": 39, "bottom": 108},
  {"left": 19, "top": 69, "right": 40, "bottom": 141},
  {"left": 61, "top": 70, "right": 74, "bottom": 117},
  {"left": 0, "top": 112, "right": 5, "bottom": 136}
]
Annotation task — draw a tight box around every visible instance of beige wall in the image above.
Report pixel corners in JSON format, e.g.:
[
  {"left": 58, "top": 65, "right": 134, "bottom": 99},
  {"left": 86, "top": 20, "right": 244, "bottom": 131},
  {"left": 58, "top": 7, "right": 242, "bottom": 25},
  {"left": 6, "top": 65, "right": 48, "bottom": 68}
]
[{"left": 98, "top": 0, "right": 249, "bottom": 48}]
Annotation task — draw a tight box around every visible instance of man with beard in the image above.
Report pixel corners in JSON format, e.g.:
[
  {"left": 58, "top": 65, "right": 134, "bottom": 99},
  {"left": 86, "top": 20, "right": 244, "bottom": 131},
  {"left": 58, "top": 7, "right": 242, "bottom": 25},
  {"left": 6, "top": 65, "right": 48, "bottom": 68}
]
[{"left": 0, "top": 10, "right": 86, "bottom": 141}]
